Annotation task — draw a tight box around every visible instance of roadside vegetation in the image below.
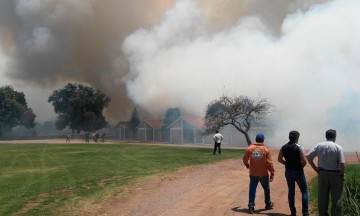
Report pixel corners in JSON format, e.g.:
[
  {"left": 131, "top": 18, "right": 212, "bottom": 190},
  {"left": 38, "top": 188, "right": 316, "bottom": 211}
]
[
  {"left": 342, "top": 165, "right": 360, "bottom": 215},
  {"left": 310, "top": 164, "right": 360, "bottom": 215},
  {"left": 0, "top": 143, "right": 243, "bottom": 215}
]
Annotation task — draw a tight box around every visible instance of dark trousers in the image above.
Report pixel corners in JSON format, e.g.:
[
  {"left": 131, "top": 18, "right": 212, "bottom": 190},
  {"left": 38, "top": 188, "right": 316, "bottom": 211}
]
[
  {"left": 318, "top": 170, "right": 343, "bottom": 216},
  {"left": 213, "top": 142, "right": 221, "bottom": 154},
  {"left": 285, "top": 169, "right": 309, "bottom": 216}
]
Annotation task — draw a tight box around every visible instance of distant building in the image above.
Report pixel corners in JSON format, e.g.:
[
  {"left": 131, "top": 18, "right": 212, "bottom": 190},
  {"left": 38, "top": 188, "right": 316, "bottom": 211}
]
[
  {"left": 114, "top": 115, "right": 272, "bottom": 146},
  {"left": 167, "top": 116, "right": 204, "bottom": 144},
  {"left": 136, "top": 119, "right": 163, "bottom": 142},
  {"left": 213, "top": 123, "right": 273, "bottom": 147},
  {"left": 96, "top": 125, "right": 116, "bottom": 138},
  {"left": 114, "top": 121, "right": 132, "bottom": 140}
]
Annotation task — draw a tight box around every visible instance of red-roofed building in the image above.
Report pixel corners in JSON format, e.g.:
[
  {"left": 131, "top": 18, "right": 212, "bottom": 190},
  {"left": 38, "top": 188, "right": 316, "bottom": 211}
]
[
  {"left": 167, "top": 116, "right": 204, "bottom": 144},
  {"left": 137, "top": 119, "right": 163, "bottom": 142}
]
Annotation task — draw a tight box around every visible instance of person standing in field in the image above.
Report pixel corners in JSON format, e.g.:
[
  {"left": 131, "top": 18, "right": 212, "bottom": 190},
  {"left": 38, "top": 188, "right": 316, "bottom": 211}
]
[
  {"left": 306, "top": 129, "right": 345, "bottom": 216},
  {"left": 66, "top": 133, "right": 71, "bottom": 142},
  {"left": 213, "top": 130, "right": 223, "bottom": 154},
  {"left": 101, "top": 133, "right": 106, "bottom": 142},
  {"left": 85, "top": 132, "right": 90, "bottom": 143},
  {"left": 278, "top": 130, "right": 309, "bottom": 216},
  {"left": 243, "top": 133, "right": 274, "bottom": 214}
]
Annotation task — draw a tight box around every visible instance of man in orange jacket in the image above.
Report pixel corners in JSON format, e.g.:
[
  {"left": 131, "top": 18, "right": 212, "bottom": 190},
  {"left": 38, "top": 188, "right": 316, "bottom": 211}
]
[{"left": 243, "top": 133, "right": 275, "bottom": 214}]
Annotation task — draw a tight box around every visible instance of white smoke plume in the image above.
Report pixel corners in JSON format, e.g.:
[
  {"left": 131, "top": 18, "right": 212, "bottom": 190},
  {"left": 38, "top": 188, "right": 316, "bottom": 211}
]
[{"left": 123, "top": 0, "right": 360, "bottom": 151}]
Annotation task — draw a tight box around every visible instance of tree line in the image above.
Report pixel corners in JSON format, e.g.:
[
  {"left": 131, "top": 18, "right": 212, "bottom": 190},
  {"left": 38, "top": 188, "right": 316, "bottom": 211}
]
[
  {"left": 1, "top": 83, "right": 111, "bottom": 137},
  {"left": 0, "top": 83, "right": 273, "bottom": 144}
]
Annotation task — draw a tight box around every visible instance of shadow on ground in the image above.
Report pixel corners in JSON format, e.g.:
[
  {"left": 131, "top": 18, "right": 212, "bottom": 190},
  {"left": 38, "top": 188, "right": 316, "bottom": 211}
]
[{"left": 231, "top": 207, "right": 288, "bottom": 215}]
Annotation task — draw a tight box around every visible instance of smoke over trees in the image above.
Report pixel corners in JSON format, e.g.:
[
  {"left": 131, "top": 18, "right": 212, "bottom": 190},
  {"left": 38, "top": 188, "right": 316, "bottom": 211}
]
[
  {"left": 0, "top": 0, "right": 174, "bottom": 121},
  {"left": 203, "top": 95, "right": 272, "bottom": 145},
  {"left": 0, "top": 85, "right": 36, "bottom": 136},
  {"left": 0, "top": 0, "right": 329, "bottom": 122},
  {"left": 48, "top": 83, "right": 110, "bottom": 133},
  {"left": 1, "top": 0, "right": 360, "bottom": 151},
  {"left": 121, "top": 0, "right": 360, "bottom": 152}
]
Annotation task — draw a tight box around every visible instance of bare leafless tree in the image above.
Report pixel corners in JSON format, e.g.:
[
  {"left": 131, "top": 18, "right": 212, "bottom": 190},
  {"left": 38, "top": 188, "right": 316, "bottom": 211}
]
[{"left": 203, "top": 95, "right": 273, "bottom": 145}]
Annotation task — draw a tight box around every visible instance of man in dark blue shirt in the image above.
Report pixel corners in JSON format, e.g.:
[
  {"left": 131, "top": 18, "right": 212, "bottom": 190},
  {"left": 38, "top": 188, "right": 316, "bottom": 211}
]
[{"left": 278, "top": 131, "right": 309, "bottom": 216}]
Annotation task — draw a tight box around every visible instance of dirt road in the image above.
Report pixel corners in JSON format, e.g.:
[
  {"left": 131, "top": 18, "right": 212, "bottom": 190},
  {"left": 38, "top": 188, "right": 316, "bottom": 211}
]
[{"left": 90, "top": 155, "right": 317, "bottom": 216}]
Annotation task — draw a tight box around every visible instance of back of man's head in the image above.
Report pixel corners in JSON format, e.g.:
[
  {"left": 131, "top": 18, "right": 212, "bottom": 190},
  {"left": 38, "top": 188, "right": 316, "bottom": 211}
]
[
  {"left": 215, "top": 130, "right": 219, "bottom": 133},
  {"left": 255, "top": 133, "right": 265, "bottom": 143},
  {"left": 289, "top": 130, "right": 300, "bottom": 143},
  {"left": 326, "top": 129, "right": 337, "bottom": 141}
]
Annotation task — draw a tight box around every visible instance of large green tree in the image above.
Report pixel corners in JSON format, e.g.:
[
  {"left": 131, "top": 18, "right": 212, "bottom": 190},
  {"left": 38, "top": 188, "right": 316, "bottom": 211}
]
[
  {"left": 203, "top": 95, "right": 272, "bottom": 145},
  {"left": 48, "top": 83, "right": 110, "bottom": 133},
  {"left": 0, "top": 85, "right": 36, "bottom": 136}
]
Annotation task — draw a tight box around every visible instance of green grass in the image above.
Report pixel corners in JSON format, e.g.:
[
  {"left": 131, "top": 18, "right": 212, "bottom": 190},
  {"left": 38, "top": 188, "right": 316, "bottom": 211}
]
[
  {"left": 0, "top": 143, "right": 243, "bottom": 215},
  {"left": 309, "top": 175, "right": 319, "bottom": 213},
  {"left": 343, "top": 165, "right": 360, "bottom": 215},
  {"left": 310, "top": 164, "right": 360, "bottom": 215}
]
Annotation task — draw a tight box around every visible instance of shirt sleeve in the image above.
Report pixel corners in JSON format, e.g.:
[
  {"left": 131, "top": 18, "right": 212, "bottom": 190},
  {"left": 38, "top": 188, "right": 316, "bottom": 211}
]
[
  {"left": 266, "top": 149, "right": 275, "bottom": 175},
  {"left": 306, "top": 145, "right": 318, "bottom": 160},
  {"left": 243, "top": 149, "right": 250, "bottom": 166},
  {"left": 338, "top": 146, "right": 345, "bottom": 164}
]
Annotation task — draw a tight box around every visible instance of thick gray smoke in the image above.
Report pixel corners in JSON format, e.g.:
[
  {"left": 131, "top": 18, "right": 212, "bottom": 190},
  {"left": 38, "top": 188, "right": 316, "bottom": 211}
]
[
  {"left": 0, "top": 0, "right": 174, "bottom": 121},
  {"left": 1, "top": 0, "right": 359, "bottom": 152},
  {"left": 122, "top": 0, "right": 360, "bottom": 151}
]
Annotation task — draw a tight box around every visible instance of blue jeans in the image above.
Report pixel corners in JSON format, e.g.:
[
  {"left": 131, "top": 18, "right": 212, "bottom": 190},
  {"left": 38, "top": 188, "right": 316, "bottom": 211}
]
[
  {"left": 248, "top": 175, "right": 271, "bottom": 208},
  {"left": 285, "top": 169, "right": 309, "bottom": 216}
]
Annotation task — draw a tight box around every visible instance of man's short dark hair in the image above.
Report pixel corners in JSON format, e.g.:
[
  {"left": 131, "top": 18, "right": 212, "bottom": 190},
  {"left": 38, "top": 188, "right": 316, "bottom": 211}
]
[
  {"left": 289, "top": 130, "right": 300, "bottom": 142},
  {"left": 326, "top": 129, "right": 337, "bottom": 140},
  {"left": 215, "top": 130, "right": 219, "bottom": 133}
]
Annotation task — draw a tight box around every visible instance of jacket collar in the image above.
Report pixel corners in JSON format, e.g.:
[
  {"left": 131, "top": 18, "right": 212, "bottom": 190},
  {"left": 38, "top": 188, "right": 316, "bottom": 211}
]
[{"left": 252, "top": 142, "right": 265, "bottom": 146}]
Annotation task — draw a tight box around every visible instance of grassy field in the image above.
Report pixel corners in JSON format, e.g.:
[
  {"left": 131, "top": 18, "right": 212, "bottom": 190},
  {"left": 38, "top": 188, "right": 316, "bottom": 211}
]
[
  {"left": 0, "top": 143, "right": 243, "bottom": 215},
  {"left": 310, "top": 164, "right": 360, "bottom": 215}
]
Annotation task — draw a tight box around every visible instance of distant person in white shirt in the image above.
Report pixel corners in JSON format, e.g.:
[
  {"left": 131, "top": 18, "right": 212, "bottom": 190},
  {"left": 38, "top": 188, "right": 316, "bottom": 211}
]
[{"left": 213, "top": 130, "right": 224, "bottom": 155}]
